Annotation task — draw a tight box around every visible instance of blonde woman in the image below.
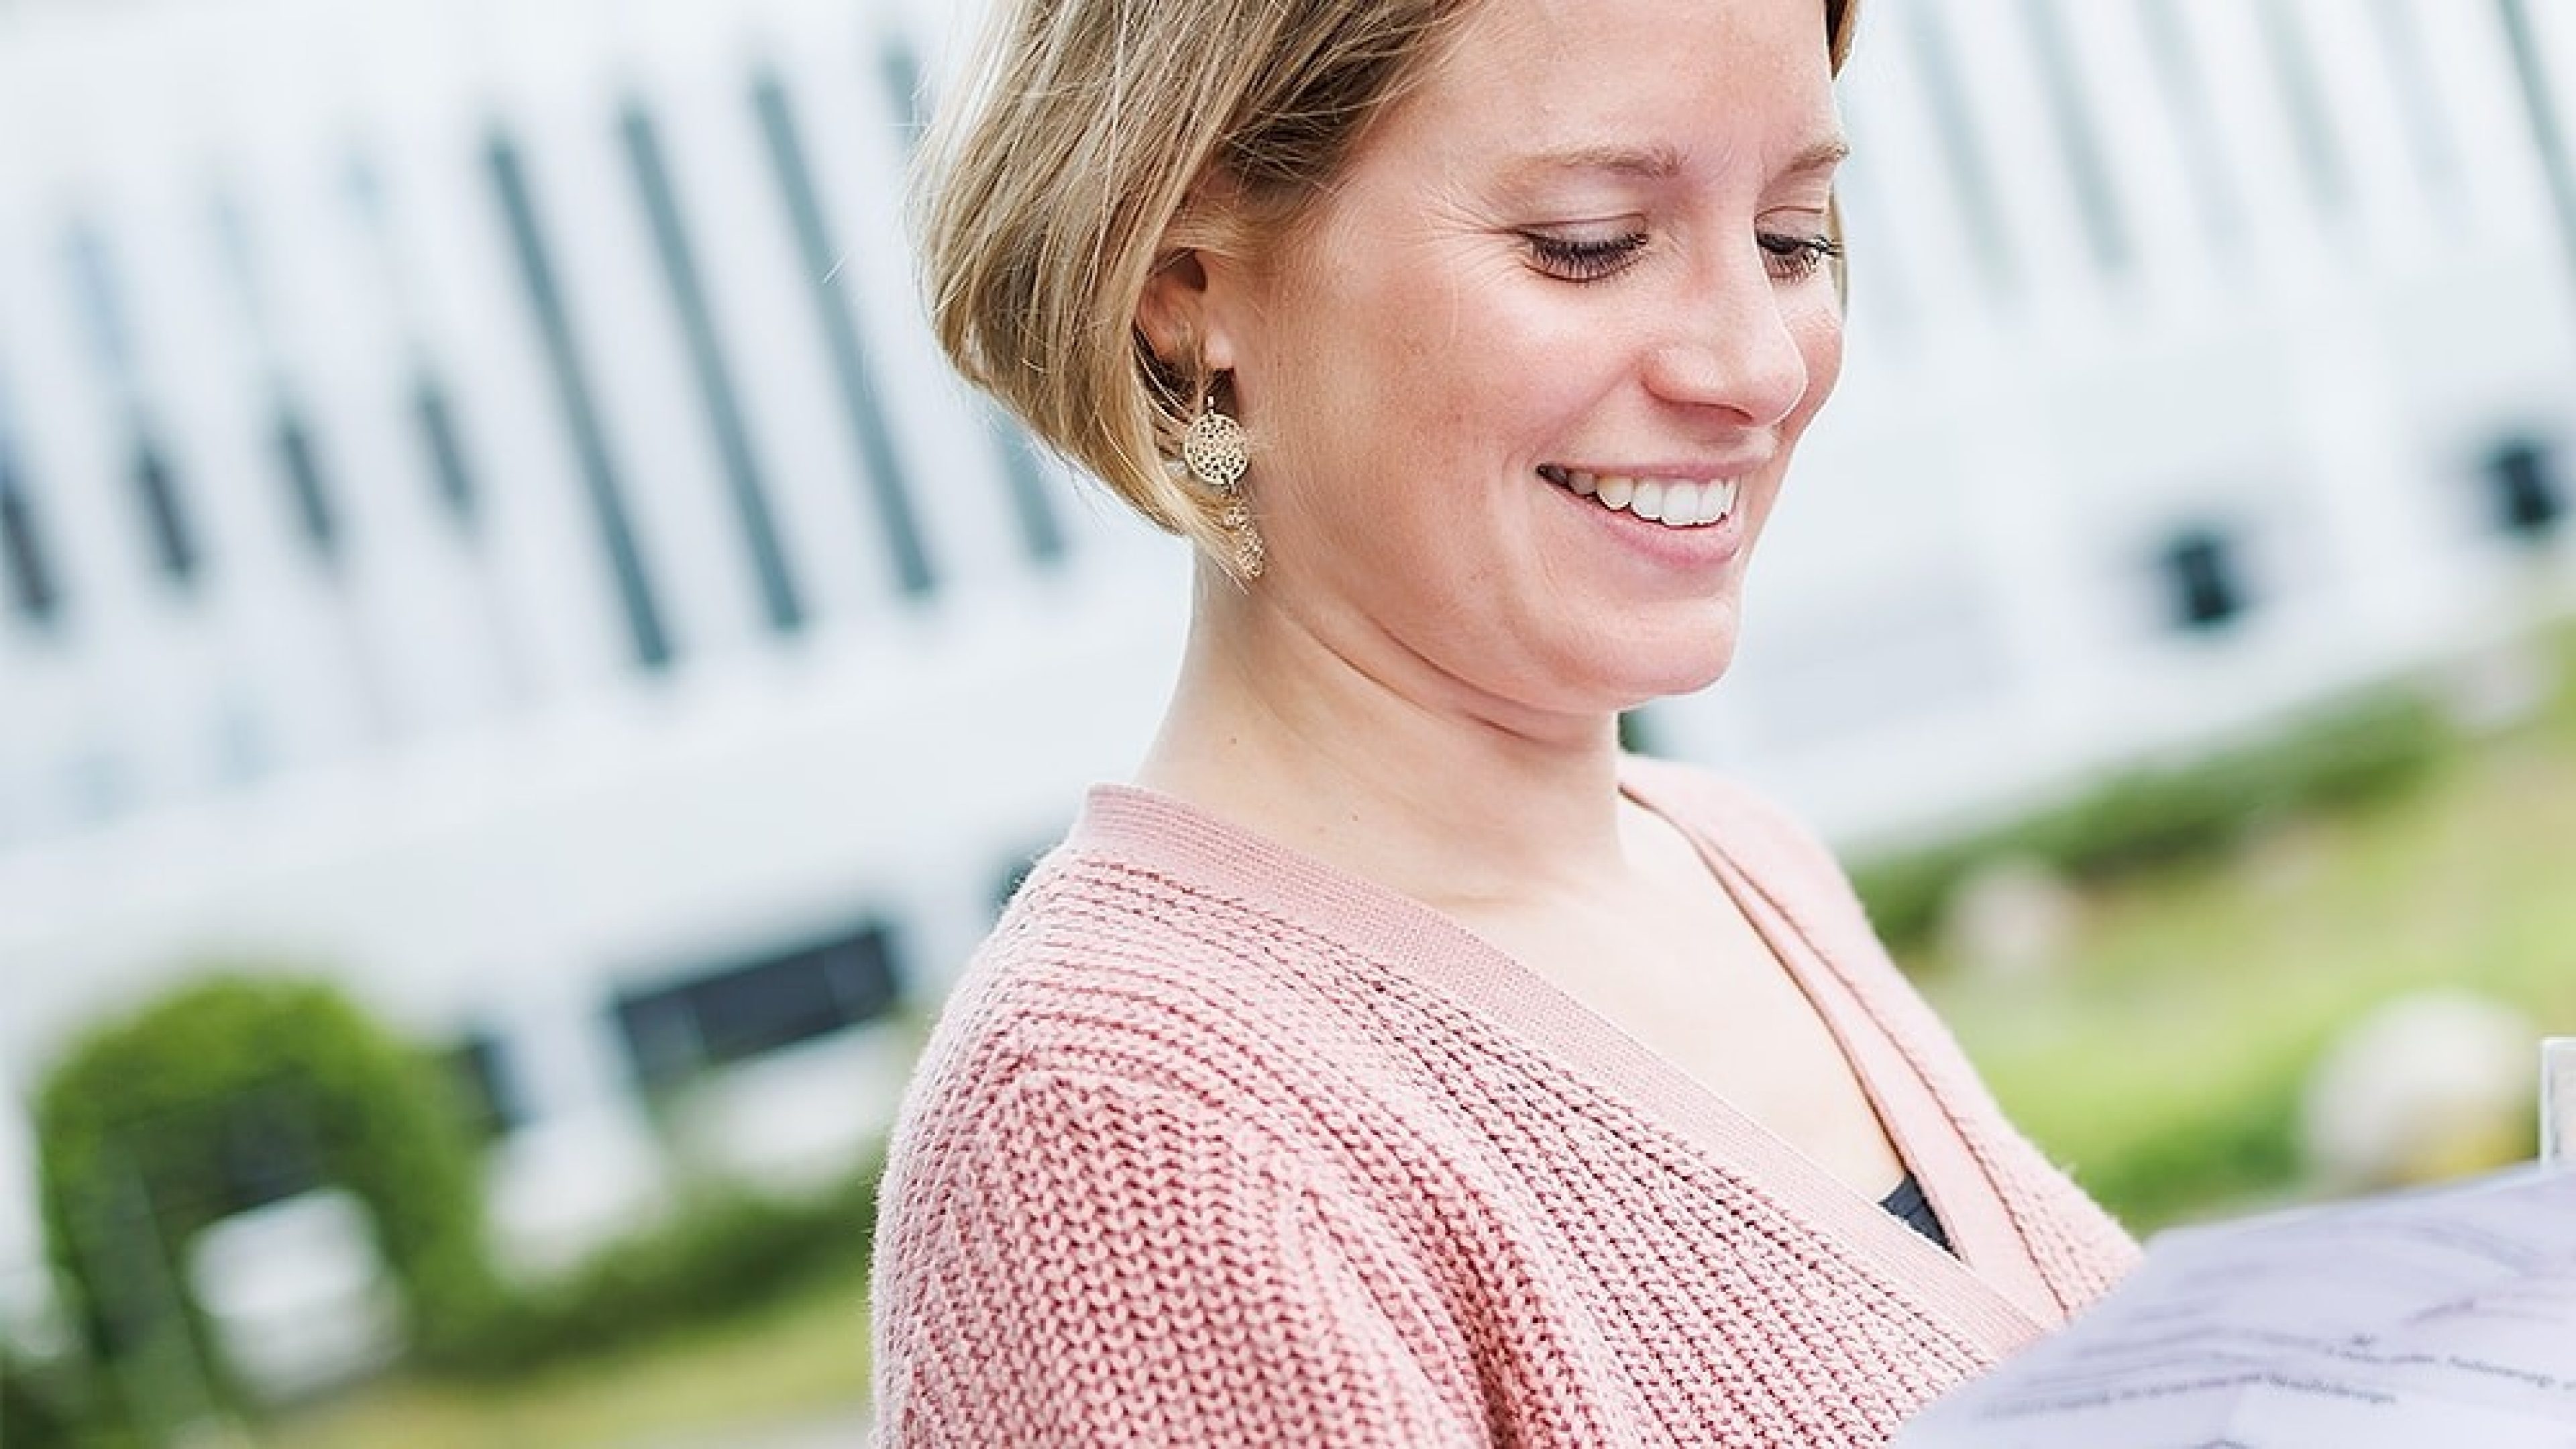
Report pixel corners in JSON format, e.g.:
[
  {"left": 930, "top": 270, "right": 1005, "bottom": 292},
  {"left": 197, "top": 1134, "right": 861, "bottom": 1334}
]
[{"left": 873, "top": 0, "right": 2139, "bottom": 1442}]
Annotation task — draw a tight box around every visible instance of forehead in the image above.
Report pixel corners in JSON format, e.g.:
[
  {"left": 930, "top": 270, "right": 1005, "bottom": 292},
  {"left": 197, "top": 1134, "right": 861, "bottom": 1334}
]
[{"left": 1387, "top": 0, "right": 1841, "bottom": 177}]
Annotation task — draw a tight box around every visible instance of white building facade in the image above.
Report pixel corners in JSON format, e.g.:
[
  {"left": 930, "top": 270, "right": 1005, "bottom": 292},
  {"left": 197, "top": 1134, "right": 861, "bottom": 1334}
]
[{"left": 3, "top": 0, "right": 2574, "bottom": 1355}]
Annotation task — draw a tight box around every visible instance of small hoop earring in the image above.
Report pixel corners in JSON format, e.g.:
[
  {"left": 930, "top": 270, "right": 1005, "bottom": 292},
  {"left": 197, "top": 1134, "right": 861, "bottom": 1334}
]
[{"left": 1182, "top": 399, "right": 1263, "bottom": 578}]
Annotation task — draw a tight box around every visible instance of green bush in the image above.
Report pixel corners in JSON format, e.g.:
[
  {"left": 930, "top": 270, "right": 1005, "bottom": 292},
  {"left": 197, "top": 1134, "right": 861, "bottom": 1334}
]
[
  {"left": 429, "top": 1150, "right": 882, "bottom": 1379},
  {"left": 1, "top": 1350, "right": 78, "bottom": 1449},
  {"left": 33, "top": 975, "right": 495, "bottom": 1419},
  {"left": 0, "top": 1344, "right": 152, "bottom": 1449},
  {"left": 1851, "top": 689, "right": 2452, "bottom": 951},
  {"left": 2031, "top": 1037, "right": 2317, "bottom": 1232},
  {"left": 36, "top": 972, "right": 894, "bottom": 1404}
]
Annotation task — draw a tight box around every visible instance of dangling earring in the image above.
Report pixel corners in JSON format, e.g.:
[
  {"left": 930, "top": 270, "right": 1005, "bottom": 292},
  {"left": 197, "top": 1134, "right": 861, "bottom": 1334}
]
[{"left": 1183, "top": 398, "right": 1264, "bottom": 578}]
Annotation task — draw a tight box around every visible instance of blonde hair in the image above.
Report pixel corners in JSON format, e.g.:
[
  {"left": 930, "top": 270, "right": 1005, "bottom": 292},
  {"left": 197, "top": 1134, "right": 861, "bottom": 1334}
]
[{"left": 917, "top": 0, "right": 1861, "bottom": 574}]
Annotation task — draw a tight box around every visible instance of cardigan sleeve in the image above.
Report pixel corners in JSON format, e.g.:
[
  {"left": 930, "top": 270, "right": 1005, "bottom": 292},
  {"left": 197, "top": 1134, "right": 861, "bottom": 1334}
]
[{"left": 870, "top": 1067, "right": 1489, "bottom": 1448}]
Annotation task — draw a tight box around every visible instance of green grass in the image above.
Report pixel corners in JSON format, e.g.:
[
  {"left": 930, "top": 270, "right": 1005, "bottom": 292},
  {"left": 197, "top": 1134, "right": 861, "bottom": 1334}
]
[
  {"left": 252, "top": 1268, "right": 869, "bottom": 1449},
  {"left": 1923, "top": 718, "right": 2576, "bottom": 1232}
]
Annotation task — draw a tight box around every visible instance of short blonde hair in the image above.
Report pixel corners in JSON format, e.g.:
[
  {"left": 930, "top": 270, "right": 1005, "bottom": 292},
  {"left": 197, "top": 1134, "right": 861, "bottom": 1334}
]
[{"left": 917, "top": 0, "right": 1861, "bottom": 573}]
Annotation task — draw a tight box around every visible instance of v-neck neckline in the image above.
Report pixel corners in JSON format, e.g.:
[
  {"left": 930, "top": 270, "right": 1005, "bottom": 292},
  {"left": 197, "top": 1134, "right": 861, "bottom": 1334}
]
[
  {"left": 1069, "top": 774, "right": 2061, "bottom": 1354},
  {"left": 1619, "top": 765, "right": 2068, "bottom": 1328}
]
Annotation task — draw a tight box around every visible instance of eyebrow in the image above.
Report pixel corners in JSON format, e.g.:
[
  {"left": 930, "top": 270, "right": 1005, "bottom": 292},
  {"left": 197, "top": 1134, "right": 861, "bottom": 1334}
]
[
  {"left": 1781, "top": 136, "right": 1853, "bottom": 180},
  {"left": 1503, "top": 135, "right": 1851, "bottom": 185},
  {"left": 1511, "top": 142, "right": 1687, "bottom": 180}
]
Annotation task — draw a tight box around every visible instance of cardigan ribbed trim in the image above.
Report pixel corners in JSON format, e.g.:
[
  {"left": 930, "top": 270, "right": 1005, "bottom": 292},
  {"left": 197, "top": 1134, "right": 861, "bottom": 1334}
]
[{"left": 872, "top": 760, "right": 2140, "bottom": 1446}]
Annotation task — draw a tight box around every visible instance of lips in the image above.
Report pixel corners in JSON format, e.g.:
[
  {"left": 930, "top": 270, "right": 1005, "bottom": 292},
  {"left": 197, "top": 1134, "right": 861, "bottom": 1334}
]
[{"left": 1538, "top": 465, "right": 1740, "bottom": 529}]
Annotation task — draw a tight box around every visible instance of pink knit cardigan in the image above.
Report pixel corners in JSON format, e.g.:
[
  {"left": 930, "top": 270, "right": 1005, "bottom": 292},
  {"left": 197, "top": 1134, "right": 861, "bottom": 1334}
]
[{"left": 871, "top": 759, "right": 2140, "bottom": 1445}]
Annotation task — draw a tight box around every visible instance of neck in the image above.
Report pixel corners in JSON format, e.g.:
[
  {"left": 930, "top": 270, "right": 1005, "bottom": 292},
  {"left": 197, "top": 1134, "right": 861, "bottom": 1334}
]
[{"left": 1136, "top": 563, "right": 1634, "bottom": 911}]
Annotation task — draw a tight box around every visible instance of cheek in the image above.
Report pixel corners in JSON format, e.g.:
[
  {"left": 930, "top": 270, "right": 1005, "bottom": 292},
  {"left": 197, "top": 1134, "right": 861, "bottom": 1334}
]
[{"left": 1790, "top": 299, "right": 1847, "bottom": 427}]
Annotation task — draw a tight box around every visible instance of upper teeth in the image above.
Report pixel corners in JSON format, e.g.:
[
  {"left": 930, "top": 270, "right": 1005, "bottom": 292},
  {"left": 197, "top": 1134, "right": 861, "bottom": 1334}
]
[{"left": 1548, "top": 468, "right": 1739, "bottom": 529}]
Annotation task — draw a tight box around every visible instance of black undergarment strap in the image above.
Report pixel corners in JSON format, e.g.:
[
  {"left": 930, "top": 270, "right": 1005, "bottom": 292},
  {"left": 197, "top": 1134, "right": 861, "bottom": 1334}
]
[{"left": 1878, "top": 1172, "right": 1955, "bottom": 1256}]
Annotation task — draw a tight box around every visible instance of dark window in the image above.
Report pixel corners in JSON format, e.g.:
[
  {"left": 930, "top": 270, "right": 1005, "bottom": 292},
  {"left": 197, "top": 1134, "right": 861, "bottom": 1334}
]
[
  {"left": 415, "top": 376, "right": 481, "bottom": 527},
  {"left": 623, "top": 100, "right": 805, "bottom": 635},
  {"left": 614, "top": 920, "right": 904, "bottom": 1090},
  {"left": 1, "top": 439, "right": 63, "bottom": 625},
  {"left": 752, "top": 72, "right": 937, "bottom": 600},
  {"left": 66, "top": 227, "right": 203, "bottom": 589},
  {"left": 442, "top": 1032, "right": 525, "bottom": 1138},
  {"left": 2254, "top": 0, "right": 2351, "bottom": 221},
  {"left": 2159, "top": 526, "right": 2249, "bottom": 631},
  {"left": 2485, "top": 437, "right": 2565, "bottom": 541},
  {"left": 2021, "top": 0, "right": 2132, "bottom": 276},
  {"left": 2140, "top": 0, "right": 2247, "bottom": 250},
  {"left": 2365, "top": 0, "right": 2460, "bottom": 201},
  {"left": 131, "top": 431, "right": 201, "bottom": 587},
  {"left": 1908, "top": 7, "right": 2019, "bottom": 303},
  {"left": 276, "top": 405, "right": 342, "bottom": 564},
  {"left": 486, "top": 129, "right": 676, "bottom": 671}
]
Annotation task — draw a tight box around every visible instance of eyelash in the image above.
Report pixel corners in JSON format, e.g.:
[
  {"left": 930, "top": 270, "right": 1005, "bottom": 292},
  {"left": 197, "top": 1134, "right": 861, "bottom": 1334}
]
[
  {"left": 1760, "top": 231, "right": 1844, "bottom": 282},
  {"left": 1521, "top": 229, "right": 1845, "bottom": 284},
  {"left": 1524, "top": 231, "right": 1648, "bottom": 282}
]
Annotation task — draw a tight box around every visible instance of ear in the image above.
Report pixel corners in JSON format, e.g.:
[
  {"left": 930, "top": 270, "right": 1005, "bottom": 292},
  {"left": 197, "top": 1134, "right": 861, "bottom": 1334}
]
[
  {"left": 1136, "top": 246, "right": 1242, "bottom": 381},
  {"left": 1136, "top": 248, "right": 1208, "bottom": 374},
  {"left": 1139, "top": 167, "right": 1260, "bottom": 384}
]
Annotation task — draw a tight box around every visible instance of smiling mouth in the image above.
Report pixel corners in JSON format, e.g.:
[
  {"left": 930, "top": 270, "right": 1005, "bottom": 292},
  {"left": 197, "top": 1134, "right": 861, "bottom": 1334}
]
[{"left": 1538, "top": 466, "right": 1740, "bottom": 529}]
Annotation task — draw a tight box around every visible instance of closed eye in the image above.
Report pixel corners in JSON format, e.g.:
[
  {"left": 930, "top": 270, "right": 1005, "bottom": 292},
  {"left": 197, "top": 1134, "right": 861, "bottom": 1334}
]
[
  {"left": 1760, "top": 231, "right": 1843, "bottom": 282},
  {"left": 1523, "top": 229, "right": 1649, "bottom": 283}
]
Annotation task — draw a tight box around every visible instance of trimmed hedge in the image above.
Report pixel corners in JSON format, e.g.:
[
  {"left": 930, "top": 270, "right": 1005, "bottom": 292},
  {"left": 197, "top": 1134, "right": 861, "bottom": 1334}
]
[{"left": 32, "top": 975, "right": 495, "bottom": 1417}]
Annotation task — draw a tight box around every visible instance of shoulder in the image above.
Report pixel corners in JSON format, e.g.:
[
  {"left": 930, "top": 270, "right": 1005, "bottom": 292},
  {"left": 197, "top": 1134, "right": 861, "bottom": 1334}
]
[
  {"left": 890, "top": 829, "right": 1399, "bottom": 1194},
  {"left": 914, "top": 843, "right": 1311, "bottom": 1097}
]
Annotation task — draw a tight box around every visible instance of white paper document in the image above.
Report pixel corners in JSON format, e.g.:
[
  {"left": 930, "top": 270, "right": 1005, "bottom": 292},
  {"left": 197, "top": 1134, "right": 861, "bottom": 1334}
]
[{"left": 1896, "top": 1167, "right": 2576, "bottom": 1448}]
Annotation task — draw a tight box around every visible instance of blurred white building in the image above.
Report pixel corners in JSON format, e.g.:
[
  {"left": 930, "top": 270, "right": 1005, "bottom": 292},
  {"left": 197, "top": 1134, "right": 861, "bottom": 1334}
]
[{"left": 3, "top": 0, "right": 2575, "bottom": 1361}]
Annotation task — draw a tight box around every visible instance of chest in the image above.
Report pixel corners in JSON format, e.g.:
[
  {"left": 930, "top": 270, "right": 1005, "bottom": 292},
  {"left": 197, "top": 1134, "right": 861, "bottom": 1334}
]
[{"left": 1466, "top": 885, "right": 1909, "bottom": 1198}]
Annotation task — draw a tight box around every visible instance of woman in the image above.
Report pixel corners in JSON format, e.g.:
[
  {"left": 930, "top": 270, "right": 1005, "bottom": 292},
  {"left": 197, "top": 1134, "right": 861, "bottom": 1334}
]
[{"left": 873, "top": 0, "right": 2140, "bottom": 1442}]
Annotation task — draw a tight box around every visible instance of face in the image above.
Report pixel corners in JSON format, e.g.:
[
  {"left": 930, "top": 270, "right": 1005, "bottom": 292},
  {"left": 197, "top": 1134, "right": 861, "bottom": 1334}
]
[{"left": 1179, "top": 0, "right": 1846, "bottom": 729}]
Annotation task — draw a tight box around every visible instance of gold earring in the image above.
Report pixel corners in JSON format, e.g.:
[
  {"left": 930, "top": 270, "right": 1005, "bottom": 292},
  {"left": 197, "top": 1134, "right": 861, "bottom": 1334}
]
[
  {"left": 1182, "top": 406, "right": 1249, "bottom": 492},
  {"left": 1183, "top": 401, "right": 1263, "bottom": 578}
]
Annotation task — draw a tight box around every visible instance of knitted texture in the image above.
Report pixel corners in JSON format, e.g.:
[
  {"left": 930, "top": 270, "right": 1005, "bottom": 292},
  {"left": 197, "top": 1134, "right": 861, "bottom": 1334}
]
[{"left": 872, "top": 763, "right": 2141, "bottom": 1446}]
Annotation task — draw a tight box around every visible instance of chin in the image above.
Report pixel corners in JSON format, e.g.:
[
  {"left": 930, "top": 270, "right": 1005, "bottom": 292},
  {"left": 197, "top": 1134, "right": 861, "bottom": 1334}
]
[{"left": 1562, "top": 620, "right": 1742, "bottom": 715}]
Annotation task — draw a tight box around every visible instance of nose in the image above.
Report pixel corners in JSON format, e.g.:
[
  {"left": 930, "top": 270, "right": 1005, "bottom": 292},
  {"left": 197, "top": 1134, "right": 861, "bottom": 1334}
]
[{"left": 1639, "top": 254, "right": 1817, "bottom": 429}]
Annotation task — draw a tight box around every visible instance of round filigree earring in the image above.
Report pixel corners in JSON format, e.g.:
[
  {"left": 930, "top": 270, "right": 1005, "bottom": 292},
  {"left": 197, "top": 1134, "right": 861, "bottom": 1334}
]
[
  {"left": 1182, "top": 405, "right": 1249, "bottom": 492},
  {"left": 1182, "top": 399, "right": 1263, "bottom": 578}
]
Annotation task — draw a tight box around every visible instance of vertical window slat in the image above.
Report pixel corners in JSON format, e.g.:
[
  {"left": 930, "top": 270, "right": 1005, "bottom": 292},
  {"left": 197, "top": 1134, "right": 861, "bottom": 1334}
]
[
  {"left": 1909, "top": 9, "right": 2021, "bottom": 303},
  {"left": 0, "top": 437, "right": 64, "bottom": 625},
  {"left": 752, "top": 72, "right": 936, "bottom": 600},
  {"left": 486, "top": 131, "right": 676, "bottom": 672},
  {"left": 620, "top": 101, "right": 806, "bottom": 635}
]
